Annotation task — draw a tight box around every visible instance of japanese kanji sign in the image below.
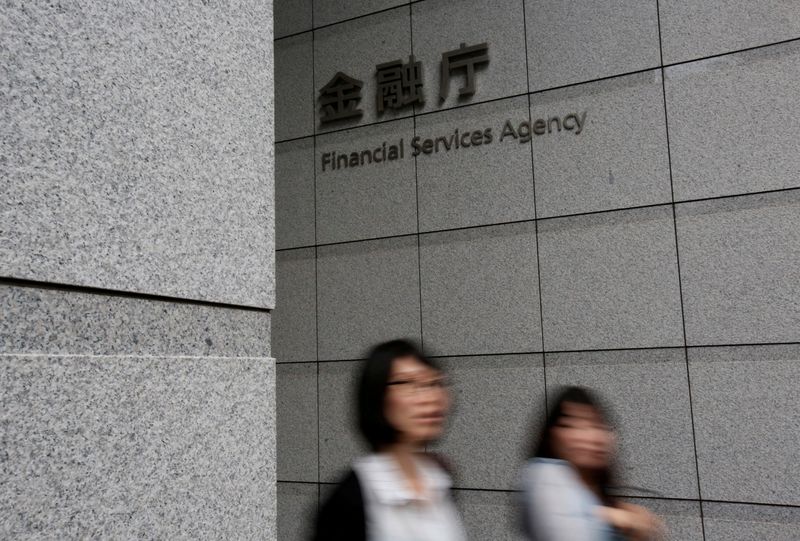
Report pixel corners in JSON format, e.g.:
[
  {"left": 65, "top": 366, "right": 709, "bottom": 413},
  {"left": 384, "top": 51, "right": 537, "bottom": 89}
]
[{"left": 318, "top": 41, "right": 490, "bottom": 124}]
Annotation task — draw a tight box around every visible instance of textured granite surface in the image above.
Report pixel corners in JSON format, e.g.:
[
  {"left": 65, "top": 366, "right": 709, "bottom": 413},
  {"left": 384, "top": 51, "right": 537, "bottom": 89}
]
[
  {"left": 415, "top": 97, "right": 536, "bottom": 232},
  {"left": 315, "top": 0, "right": 407, "bottom": 27},
  {"left": 316, "top": 236, "right": 421, "bottom": 361},
  {"left": 525, "top": 0, "right": 660, "bottom": 91},
  {"left": 276, "top": 138, "right": 316, "bottom": 249},
  {"left": 275, "top": 0, "right": 312, "bottom": 38},
  {"left": 702, "top": 502, "right": 800, "bottom": 541},
  {"left": 318, "top": 360, "right": 367, "bottom": 482},
  {"left": 1, "top": 2, "right": 275, "bottom": 308},
  {"left": 419, "top": 222, "right": 541, "bottom": 356},
  {"left": 314, "top": 6, "right": 411, "bottom": 131},
  {"left": 315, "top": 119, "right": 417, "bottom": 244},
  {"left": 277, "top": 482, "right": 318, "bottom": 541},
  {"left": 0, "top": 284, "right": 270, "bottom": 357},
  {"left": 276, "top": 32, "right": 315, "bottom": 141},
  {"left": 546, "top": 349, "right": 699, "bottom": 499},
  {"left": 277, "top": 363, "right": 319, "bottom": 482},
  {"left": 0, "top": 354, "right": 276, "bottom": 539},
  {"left": 273, "top": 248, "right": 317, "bottom": 363},
  {"left": 431, "top": 355, "right": 545, "bottom": 490},
  {"left": 676, "top": 190, "right": 800, "bottom": 346},
  {"left": 453, "top": 490, "right": 525, "bottom": 541},
  {"left": 538, "top": 205, "right": 684, "bottom": 351},
  {"left": 531, "top": 70, "right": 671, "bottom": 218},
  {"left": 622, "top": 498, "right": 703, "bottom": 541},
  {"left": 659, "top": 0, "right": 800, "bottom": 63},
  {"left": 666, "top": 42, "right": 800, "bottom": 201},
  {"left": 689, "top": 344, "right": 800, "bottom": 505},
  {"left": 411, "top": 0, "right": 527, "bottom": 113}
]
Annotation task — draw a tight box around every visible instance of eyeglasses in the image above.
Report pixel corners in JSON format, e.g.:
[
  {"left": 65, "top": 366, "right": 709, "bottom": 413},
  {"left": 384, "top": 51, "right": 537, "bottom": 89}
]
[{"left": 387, "top": 377, "right": 449, "bottom": 395}]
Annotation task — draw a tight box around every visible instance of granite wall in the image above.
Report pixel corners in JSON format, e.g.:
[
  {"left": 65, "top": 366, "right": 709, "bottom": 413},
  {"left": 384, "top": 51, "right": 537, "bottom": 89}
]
[
  {"left": 1, "top": 2, "right": 276, "bottom": 538},
  {"left": 273, "top": 1, "right": 800, "bottom": 540}
]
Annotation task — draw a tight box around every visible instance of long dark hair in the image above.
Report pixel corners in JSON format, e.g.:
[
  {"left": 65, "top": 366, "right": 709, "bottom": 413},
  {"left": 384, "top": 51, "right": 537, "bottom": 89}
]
[
  {"left": 356, "top": 339, "right": 441, "bottom": 451},
  {"left": 531, "top": 386, "right": 619, "bottom": 505}
]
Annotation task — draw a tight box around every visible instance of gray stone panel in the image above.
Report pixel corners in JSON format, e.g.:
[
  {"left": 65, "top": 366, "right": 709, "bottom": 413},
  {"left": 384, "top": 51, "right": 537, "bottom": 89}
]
[
  {"left": 415, "top": 97, "right": 536, "bottom": 232},
  {"left": 546, "top": 349, "right": 699, "bottom": 499},
  {"left": 525, "top": 0, "right": 660, "bottom": 91},
  {"left": 276, "top": 32, "right": 315, "bottom": 140},
  {"left": 315, "top": 119, "right": 417, "bottom": 244},
  {"left": 317, "top": 236, "right": 421, "bottom": 361},
  {"left": 453, "top": 490, "right": 525, "bottom": 541},
  {"left": 314, "top": 7, "right": 411, "bottom": 131},
  {"left": 0, "top": 354, "right": 275, "bottom": 539},
  {"left": 538, "top": 206, "right": 684, "bottom": 351},
  {"left": 622, "top": 498, "right": 703, "bottom": 541},
  {"left": 275, "top": 0, "right": 312, "bottom": 38},
  {"left": 419, "top": 223, "right": 542, "bottom": 356},
  {"left": 276, "top": 138, "right": 316, "bottom": 249},
  {"left": 277, "top": 363, "right": 319, "bottom": 482},
  {"left": 666, "top": 42, "right": 800, "bottom": 201},
  {"left": 0, "top": 284, "right": 270, "bottom": 357},
  {"left": 411, "top": 0, "right": 527, "bottom": 112},
  {"left": 703, "top": 502, "right": 800, "bottom": 541},
  {"left": 314, "top": 0, "right": 408, "bottom": 27},
  {"left": 676, "top": 191, "right": 800, "bottom": 346},
  {"left": 688, "top": 345, "right": 800, "bottom": 504},
  {"left": 659, "top": 0, "right": 800, "bottom": 63},
  {"left": 273, "top": 248, "right": 317, "bottom": 363},
  {"left": 531, "top": 70, "right": 671, "bottom": 218},
  {"left": 318, "top": 360, "right": 367, "bottom": 482},
  {"left": 278, "top": 482, "right": 318, "bottom": 541},
  {"left": 431, "top": 355, "right": 545, "bottom": 490},
  {"left": 1, "top": 2, "right": 275, "bottom": 308}
]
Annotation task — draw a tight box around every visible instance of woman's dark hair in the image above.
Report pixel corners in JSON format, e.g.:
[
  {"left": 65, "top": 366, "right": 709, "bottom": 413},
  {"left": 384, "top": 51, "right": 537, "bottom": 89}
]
[
  {"left": 531, "top": 386, "right": 619, "bottom": 504},
  {"left": 356, "top": 339, "right": 440, "bottom": 451}
]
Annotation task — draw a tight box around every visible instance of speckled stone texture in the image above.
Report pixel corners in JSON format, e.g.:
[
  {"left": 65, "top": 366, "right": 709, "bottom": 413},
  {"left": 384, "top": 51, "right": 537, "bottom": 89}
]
[
  {"left": 525, "top": 0, "right": 660, "bottom": 91},
  {"left": 1, "top": 2, "right": 275, "bottom": 308},
  {"left": 0, "top": 354, "right": 276, "bottom": 540},
  {"left": 315, "top": 119, "right": 417, "bottom": 244},
  {"left": 538, "top": 205, "right": 684, "bottom": 351},
  {"left": 659, "top": 0, "right": 800, "bottom": 63},
  {"left": 676, "top": 191, "right": 800, "bottom": 346},
  {"left": 277, "top": 362, "right": 319, "bottom": 482},
  {"left": 314, "top": 0, "right": 407, "bottom": 27},
  {"left": 689, "top": 345, "right": 800, "bottom": 505},
  {"left": 277, "top": 482, "right": 318, "bottom": 541},
  {"left": 0, "top": 284, "right": 270, "bottom": 357},
  {"left": 274, "top": 0, "right": 312, "bottom": 38},
  {"left": 453, "top": 490, "right": 525, "bottom": 541},
  {"left": 276, "top": 138, "right": 316, "bottom": 249},
  {"left": 316, "top": 236, "right": 421, "bottom": 361},
  {"left": 314, "top": 6, "right": 411, "bottom": 131},
  {"left": 666, "top": 42, "right": 800, "bottom": 201},
  {"left": 431, "top": 355, "right": 545, "bottom": 490},
  {"left": 414, "top": 97, "right": 536, "bottom": 232},
  {"left": 411, "top": 0, "right": 527, "bottom": 113},
  {"left": 546, "top": 349, "right": 699, "bottom": 499},
  {"left": 276, "top": 32, "right": 314, "bottom": 140},
  {"left": 623, "top": 498, "right": 703, "bottom": 541},
  {"left": 702, "top": 502, "right": 800, "bottom": 541},
  {"left": 419, "top": 222, "right": 541, "bottom": 356},
  {"left": 273, "top": 248, "right": 317, "bottom": 363},
  {"left": 530, "top": 70, "right": 671, "bottom": 218},
  {"left": 318, "top": 360, "right": 368, "bottom": 482}
]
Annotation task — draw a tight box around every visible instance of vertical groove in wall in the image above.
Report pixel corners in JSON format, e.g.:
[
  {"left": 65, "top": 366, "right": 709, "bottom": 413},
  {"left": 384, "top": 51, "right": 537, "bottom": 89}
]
[
  {"left": 655, "top": 1, "right": 706, "bottom": 537},
  {"left": 521, "top": 0, "right": 549, "bottom": 414}
]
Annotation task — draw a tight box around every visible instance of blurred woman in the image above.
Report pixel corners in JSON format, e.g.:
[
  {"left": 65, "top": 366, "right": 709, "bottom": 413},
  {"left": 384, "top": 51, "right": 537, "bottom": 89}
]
[
  {"left": 520, "top": 386, "right": 663, "bottom": 541},
  {"left": 313, "top": 339, "right": 465, "bottom": 541}
]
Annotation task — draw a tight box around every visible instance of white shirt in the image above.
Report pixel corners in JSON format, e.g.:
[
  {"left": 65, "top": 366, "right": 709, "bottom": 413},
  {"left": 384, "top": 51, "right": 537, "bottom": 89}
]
[{"left": 353, "top": 453, "right": 467, "bottom": 541}]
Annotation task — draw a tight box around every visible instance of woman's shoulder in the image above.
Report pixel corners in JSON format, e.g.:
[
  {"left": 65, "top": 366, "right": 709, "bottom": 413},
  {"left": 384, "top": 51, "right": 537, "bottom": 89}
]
[
  {"left": 314, "top": 468, "right": 366, "bottom": 541},
  {"left": 522, "top": 458, "right": 575, "bottom": 486}
]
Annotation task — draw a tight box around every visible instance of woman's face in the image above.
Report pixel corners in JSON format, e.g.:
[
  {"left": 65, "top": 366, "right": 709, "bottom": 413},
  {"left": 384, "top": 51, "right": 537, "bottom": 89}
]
[
  {"left": 384, "top": 356, "right": 450, "bottom": 446},
  {"left": 550, "top": 401, "right": 615, "bottom": 471}
]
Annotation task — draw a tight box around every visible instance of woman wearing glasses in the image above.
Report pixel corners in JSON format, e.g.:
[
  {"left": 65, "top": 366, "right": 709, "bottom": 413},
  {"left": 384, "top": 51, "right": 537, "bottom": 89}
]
[{"left": 313, "top": 339, "right": 465, "bottom": 541}]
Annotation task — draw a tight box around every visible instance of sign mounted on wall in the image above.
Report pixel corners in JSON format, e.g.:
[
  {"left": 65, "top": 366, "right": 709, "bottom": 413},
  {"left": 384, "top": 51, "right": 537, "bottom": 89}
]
[{"left": 319, "top": 42, "right": 490, "bottom": 123}]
